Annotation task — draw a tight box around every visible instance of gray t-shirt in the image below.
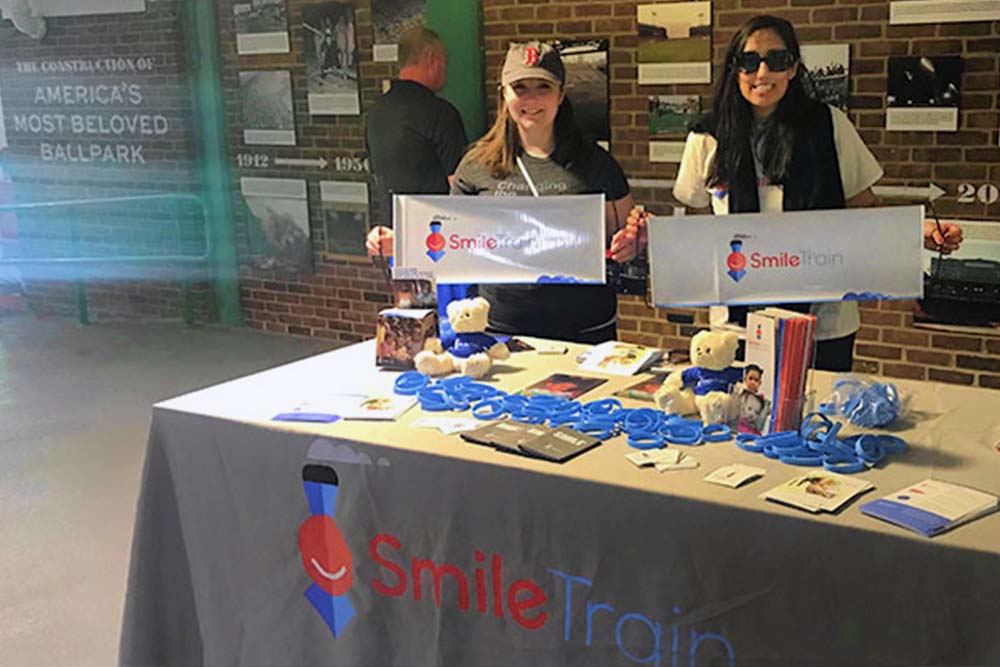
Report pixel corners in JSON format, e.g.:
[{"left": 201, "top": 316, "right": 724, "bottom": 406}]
[{"left": 451, "top": 146, "right": 629, "bottom": 342}]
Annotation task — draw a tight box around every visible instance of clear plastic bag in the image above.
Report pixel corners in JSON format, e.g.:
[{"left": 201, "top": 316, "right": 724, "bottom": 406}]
[{"left": 818, "top": 376, "right": 910, "bottom": 428}]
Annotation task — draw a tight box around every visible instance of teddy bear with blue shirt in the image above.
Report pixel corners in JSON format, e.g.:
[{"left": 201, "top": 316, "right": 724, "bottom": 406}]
[
  {"left": 414, "top": 297, "right": 509, "bottom": 379},
  {"left": 654, "top": 330, "right": 743, "bottom": 424}
]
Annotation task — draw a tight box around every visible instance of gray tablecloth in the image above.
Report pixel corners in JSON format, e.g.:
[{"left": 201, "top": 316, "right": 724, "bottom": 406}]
[{"left": 120, "top": 339, "right": 1000, "bottom": 666}]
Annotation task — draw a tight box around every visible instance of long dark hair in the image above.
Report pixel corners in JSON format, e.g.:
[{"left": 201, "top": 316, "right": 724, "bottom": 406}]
[
  {"left": 465, "top": 87, "right": 590, "bottom": 179},
  {"left": 705, "top": 15, "right": 817, "bottom": 188}
]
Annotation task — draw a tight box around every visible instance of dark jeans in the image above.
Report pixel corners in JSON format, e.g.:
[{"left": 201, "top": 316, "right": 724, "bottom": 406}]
[{"left": 812, "top": 332, "right": 856, "bottom": 372}]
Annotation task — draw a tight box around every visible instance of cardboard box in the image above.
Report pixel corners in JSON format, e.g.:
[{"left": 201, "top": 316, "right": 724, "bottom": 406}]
[{"left": 376, "top": 308, "right": 438, "bottom": 370}]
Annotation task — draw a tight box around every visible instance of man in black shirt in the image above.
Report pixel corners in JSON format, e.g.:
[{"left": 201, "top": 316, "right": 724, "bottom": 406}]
[{"left": 365, "top": 26, "right": 468, "bottom": 253}]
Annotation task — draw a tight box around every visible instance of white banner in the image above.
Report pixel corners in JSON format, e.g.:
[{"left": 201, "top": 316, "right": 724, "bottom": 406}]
[
  {"left": 649, "top": 206, "right": 925, "bottom": 307},
  {"left": 392, "top": 195, "right": 606, "bottom": 285}
]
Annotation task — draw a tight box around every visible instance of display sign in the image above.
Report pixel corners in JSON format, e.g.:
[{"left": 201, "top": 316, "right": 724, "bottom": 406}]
[
  {"left": 648, "top": 206, "right": 925, "bottom": 307},
  {"left": 392, "top": 195, "right": 606, "bottom": 284}
]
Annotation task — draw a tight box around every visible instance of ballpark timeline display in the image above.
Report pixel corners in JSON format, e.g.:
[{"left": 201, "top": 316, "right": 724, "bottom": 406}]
[
  {"left": 647, "top": 206, "right": 926, "bottom": 307},
  {"left": 392, "top": 195, "right": 606, "bottom": 285}
]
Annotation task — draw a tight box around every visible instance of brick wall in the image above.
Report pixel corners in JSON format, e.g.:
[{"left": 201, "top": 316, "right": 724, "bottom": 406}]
[
  {"left": 0, "top": 1, "right": 211, "bottom": 322},
  {"left": 216, "top": 0, "right": 389, "bottom": 342},
  {"left": 478, "top": 0, "right": 1000, "bottom": 390}
]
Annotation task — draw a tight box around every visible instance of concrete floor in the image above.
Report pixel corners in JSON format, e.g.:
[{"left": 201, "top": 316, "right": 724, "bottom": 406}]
[{"left": 0, "top": 314, "right": 336, "bottom": 666}]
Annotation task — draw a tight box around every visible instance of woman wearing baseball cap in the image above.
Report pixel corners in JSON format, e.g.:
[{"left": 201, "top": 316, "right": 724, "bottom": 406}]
[{"left": 450, "top": 41, "right": 646, "bottom": 344}]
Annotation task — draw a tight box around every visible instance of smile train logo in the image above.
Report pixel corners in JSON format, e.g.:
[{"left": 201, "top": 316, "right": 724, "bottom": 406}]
[
  {"left": 426, "top": 220, "right": 446, "bottom": 262},
  {"left": 726, "top": 237, "right": 747, "bottom": 282},
  {"left": 298, "top": 464, "right": 355, "bottom": 637}
]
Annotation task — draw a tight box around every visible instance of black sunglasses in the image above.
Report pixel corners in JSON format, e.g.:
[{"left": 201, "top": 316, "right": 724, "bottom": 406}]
[{"left": 734, "top": 49, "right": 796, "bottom": 73}]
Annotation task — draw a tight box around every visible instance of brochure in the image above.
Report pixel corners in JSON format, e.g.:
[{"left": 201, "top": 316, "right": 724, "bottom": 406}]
[
  {"left": 578, "top": 341, "right": 663, "bottom": 376},
  {"left": 860, "top": 479, "right": 999, "bottom": 537},
  {"left": 614, "top": 372, "right": 669, "bottom": 402},
  {"left": 745, "top": 308, "right": 817, "bottom": 434},
  {"left": 295, "top": 394, "right": 417, "bottom": 421},
  {"left": 704, "top": 464, "right": 767, "bottom": 488},
  {"left": 520, "top": 373, "right": 607, "bottom": 399},
  {"left": 761, "top": 472, "right": 874, "bottom": 513}
]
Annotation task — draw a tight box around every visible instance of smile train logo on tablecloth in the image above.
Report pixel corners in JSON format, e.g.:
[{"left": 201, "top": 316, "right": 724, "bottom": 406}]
[
  {"left": 726, "top": 238, "right": 747, "bottom": 282},
  {"left": 426, "top": 220, "right": 446, "bottom": 262},
  {"left": 298, "top": 464, "right": 356, "bottom": 637}
]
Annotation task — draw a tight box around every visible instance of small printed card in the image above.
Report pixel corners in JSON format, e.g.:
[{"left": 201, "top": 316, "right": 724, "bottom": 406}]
[
  {"left": 626, "top": 448, "right": 681, "bottom": 468},
  {"left": 578, "top": 341, "right": 663, "bottom": 376},
  {"left": 411, "top": 416, "right": 481, "bottom": 435},
  {"left": 656, "top": 453, "right": 699, "bottom": 472},
  {"left": 761, "top": 472, "right": 874, "bottom": 513},
  {"left": 704, "top": 464, "right": 767, "bottom": 488}
]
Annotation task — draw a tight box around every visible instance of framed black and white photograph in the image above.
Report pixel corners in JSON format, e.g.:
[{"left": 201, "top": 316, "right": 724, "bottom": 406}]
[
  {"left": 637, "top": 2, "right": 712, "bottom": 85},
  {"left": 234, "top": 0, "right": 289, "bottom": 55},
  {"left": 801, "top": 44, "right": 849, "bottom": 111},
  {"left": 370, "top": 0, "right": 427, "bottom": 62},
  {"left": 239, "top": 70, "right": 296, "bottom": 146},
  {"left": 886, "top": 55, "right": 963, "bottom": 132},
  {"left": 241, "top": 177, "right": 313, "bottom": 273},
  {"left": 302, "top": 3, "right": 360, "bottom": 115},
  {"left": 554, "top": 39, "right": 610, "bottom": 149},
  {"left": 321, "top": 181, "right": 370, "bottom": 257}
]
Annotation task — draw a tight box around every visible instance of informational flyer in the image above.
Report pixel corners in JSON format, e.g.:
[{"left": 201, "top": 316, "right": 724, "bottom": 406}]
[
  {"left": 320, "top": 180, "right": 369, "bottom": 256},
  {"left": 886, "top": 55, "right": 963, "bottom": 132},
  {"left": 234, "top": 0, "right": 290, "bottom": 55},
  {"left": 240, "top": 70, "right": 296, "bottom": 146},
  {"left": 890, "top": 0, "right": 1000, "bottom": 25},
  {"left": 241, "top": 177, "right": 312, "bottom": 272},
  {"left": 302, "top": 3, "right": 360, "bottom": 115},
  {"left": 637, "top": 2, "right": 712, "bottom": 85},
  {"left": 1, "top": 0, "right": 145, "bottom": 16},
  {"left": 649, "top": 95, "right": 700, "bottom": 136}
]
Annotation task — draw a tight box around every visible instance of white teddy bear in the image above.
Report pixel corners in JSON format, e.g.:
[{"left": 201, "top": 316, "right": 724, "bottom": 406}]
[
  {"left": 654, "top": 330, "right": 743, "bottom": 425},
  {"left": 414, "top": 297, "right": 510, "bottom": 379}
]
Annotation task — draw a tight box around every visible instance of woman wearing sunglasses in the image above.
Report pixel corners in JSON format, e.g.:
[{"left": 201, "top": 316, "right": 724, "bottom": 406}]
[
  {"left": 448, "top": 42, "right": 645, "bottom": 344},
  {"left": 670, "top": 14, "right": 961, "bottom": 371}
]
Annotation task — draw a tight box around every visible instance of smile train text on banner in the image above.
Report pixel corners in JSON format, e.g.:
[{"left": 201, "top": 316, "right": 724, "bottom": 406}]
[
  {"left": 392, "top": 195, "right": 606, "bottom": 285},
  {"left": 648, "top": 206, "right": 925, "bottom": 307}
]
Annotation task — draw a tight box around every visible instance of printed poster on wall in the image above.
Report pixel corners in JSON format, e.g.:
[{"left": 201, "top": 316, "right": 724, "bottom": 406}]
[
  {"left": 648, "top": 207, "right": 925, "bottom": 307},
  {"left": 240, "top": 70, "right": 296, "bottom": 146},
  {"left": 392, "top": 195, "right": 606, "bottom": 285},
  {"left": 554, "top": 39, "right": 610, "bottom": 149},
  {"left": 302, "top": 3, "right": 360, "bottom": 115},
  {"left": 321, "top": 181, "right": 369, "bottom": 256},
  {"left": 637, "top": 2, "right": 712, "bottom": 85},
  {"left": 370, "top": 0, "right": 427, "bottom": 62},
  {"left": 234, "top": 0, "right": 290, "bottom": 55},
  {"left": 241, "top": 177, "right": 313, "bottom": 272},
  {"left": 648, "top": 94, "right": 699, "bottom": 163},
  {"left": 886, "top": 55, "right": 963, "bottom": 132},
  {"left": 1, "top": 0, "right": 144, "bottom": 16},
  {"left": 801, "top": 44, "right": 849, "bottom": 111}
]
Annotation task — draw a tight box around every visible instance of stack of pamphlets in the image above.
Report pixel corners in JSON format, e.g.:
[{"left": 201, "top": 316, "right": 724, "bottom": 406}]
[
  {"left": 461, "top": 421, "right": 602, "bottom": 463},
  {"left": 578, "top": 341, "right": 663, "bottom": 376},
  {"left": 614, "top": 372, "right": 669, "bottom": 402},
  {"left": 745, "top": 308, "right": 817, "bottom": 434},
  {"left": 860, "top": 479, "right": 999, "bottom": 537},
  {"left": 761, "top": 472, "right": 874, "bottom": 513}
]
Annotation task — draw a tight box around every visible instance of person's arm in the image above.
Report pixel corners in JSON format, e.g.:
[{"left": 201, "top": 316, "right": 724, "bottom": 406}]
[
  {"left": 845, "top": 187, "right": 964, "bottom": 253},
  {"left": 607, "top": 194, "right": 641, "bottom": 262}
]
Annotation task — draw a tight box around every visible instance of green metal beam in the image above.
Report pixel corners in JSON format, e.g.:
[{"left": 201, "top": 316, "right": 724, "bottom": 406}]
[
  {"left": 426, "top": 0, "right": 486, "bottom": 139},
  {"left": 184, "top": 0, "right": 243, "bottom": 326}
]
